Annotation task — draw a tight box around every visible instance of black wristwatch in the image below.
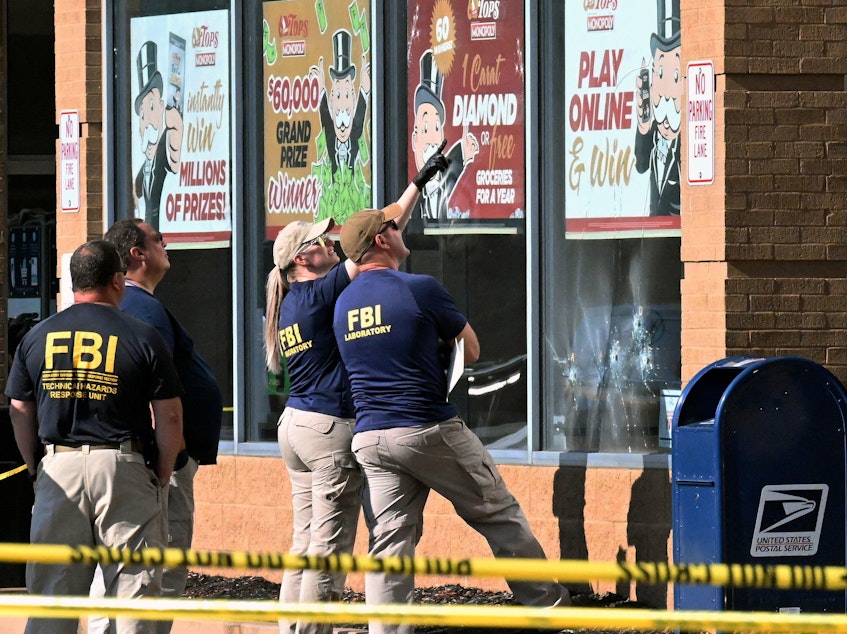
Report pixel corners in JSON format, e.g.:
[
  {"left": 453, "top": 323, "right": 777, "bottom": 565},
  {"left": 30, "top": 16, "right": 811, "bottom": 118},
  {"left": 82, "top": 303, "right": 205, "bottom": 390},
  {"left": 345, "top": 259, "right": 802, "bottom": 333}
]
[{"left": 174, "top": 449, "right": 190, "bottom": 471}]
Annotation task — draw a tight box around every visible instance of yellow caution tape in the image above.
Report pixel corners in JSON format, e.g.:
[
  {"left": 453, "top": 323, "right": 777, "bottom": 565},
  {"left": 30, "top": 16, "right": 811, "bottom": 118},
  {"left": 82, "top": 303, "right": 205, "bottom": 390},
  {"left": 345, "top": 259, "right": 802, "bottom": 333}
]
[
  {"left": 2, "top": 543, "right": 847, "bottom": 591},
  {"left": 1, "top": 596, "right": 847, "bottom": 633},
  {"left": 0, "top": 465, "right": 27, "bottom": 481}
]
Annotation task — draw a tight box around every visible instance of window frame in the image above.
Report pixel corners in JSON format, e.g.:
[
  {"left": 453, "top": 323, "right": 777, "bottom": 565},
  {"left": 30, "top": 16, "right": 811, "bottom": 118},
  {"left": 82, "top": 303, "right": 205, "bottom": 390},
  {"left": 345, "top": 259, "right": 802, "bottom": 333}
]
[{"left": 103, "top": 0, "right": 674, "bottom": 469}]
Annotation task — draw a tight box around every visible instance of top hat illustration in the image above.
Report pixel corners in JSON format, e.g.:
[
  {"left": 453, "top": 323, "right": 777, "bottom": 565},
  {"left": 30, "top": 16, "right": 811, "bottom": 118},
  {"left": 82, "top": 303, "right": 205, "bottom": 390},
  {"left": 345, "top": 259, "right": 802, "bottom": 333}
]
[
  {"left": 329, "top": 30, "right": 356, "bottom": 81},
  {"left": 134, "top": 41, "right": 164, "bottom": 114},
  {"left": 414, "top": 50, "right": 445, "bottom": 122},
  {"left": 650, "top": 0, "right": 680, "bottom": 54}
]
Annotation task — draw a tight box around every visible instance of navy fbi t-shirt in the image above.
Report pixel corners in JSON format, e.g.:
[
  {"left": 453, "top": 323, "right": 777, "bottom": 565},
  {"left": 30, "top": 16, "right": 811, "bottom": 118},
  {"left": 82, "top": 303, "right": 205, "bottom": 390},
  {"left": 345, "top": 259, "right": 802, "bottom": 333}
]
[
  {"left": 280, "top": 264, "right": 353, "bottom": 418},
  {"left": 333, "top": 269, "right": 467, "bottom": 432},
  {"left": 5, "top": 303, "right": 182, "bottom": 445},
  {"left": 121, "top": 284, "right": 223, "bottom": 464}
]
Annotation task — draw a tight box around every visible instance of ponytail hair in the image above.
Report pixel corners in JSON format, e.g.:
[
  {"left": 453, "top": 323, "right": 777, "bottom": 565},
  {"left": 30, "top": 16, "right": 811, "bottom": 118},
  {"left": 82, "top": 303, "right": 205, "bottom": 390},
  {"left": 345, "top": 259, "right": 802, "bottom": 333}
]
[{"left": 264, "top": 266, "right": 291, "bottom": 374}]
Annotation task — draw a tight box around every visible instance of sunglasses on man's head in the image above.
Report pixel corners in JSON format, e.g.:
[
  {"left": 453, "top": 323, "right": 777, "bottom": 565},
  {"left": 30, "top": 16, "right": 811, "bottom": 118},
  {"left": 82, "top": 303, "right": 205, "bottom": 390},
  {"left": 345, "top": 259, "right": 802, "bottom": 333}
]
[{"left": 297, "top": 233, "right": 329, "bottom": 253}]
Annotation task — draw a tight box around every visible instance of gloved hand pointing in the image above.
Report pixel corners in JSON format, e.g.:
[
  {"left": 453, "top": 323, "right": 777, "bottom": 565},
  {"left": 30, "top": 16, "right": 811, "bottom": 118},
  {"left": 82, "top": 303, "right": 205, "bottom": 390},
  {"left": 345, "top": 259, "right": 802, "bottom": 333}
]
[{"left": 413, "top": 139, "right": 450, "bottom": 191}]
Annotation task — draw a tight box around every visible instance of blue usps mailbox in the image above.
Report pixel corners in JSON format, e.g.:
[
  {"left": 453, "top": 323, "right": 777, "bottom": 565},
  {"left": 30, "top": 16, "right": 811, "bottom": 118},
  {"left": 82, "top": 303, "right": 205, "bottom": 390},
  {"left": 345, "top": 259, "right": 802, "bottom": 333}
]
[{"left": 673, "top": 356, "right": 847, "bottom": 613}]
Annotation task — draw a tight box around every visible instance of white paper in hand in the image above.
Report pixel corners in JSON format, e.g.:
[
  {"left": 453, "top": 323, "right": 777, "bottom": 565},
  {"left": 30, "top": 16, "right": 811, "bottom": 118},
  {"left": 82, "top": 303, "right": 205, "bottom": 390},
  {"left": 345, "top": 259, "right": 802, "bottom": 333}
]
[{"left": 447, "top": 338, "right": 464, "bottom": 399}]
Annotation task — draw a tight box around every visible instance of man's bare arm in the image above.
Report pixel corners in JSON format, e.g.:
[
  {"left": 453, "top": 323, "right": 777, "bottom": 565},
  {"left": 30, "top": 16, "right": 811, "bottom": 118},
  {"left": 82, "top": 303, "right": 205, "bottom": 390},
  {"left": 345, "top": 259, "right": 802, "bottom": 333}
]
[
  {"left": 9, "top": 399, "right": 39, "bottom": 478},
  {"left": 458, "top": 322, "right": 480, "bottom": 363},
  {"left": 151, "top": 397, "right": 183, "bottom": 484}
]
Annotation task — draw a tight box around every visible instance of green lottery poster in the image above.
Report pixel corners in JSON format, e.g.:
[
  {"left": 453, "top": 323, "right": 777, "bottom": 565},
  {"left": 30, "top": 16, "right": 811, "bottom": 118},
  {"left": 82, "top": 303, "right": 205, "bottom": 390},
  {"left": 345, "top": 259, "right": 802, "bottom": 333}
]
[{"left": 263, "top": 0, "right": 373, "bottom": 239}]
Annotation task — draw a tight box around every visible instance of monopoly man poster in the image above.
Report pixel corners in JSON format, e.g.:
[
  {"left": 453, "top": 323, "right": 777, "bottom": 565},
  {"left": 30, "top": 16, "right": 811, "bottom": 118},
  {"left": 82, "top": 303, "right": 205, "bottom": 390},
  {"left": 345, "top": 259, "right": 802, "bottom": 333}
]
[
  {"left": 564, "top": 0, "right": 682, "bottom": 238},
  {"left": 130, "top": 10, "right": 232, "bottom": 247},
  {"left": 406, "top": 0, "right": 527, "bottom": 230},
  {"left": 263, "top": 0, "right": 374, "bottom": 238}
]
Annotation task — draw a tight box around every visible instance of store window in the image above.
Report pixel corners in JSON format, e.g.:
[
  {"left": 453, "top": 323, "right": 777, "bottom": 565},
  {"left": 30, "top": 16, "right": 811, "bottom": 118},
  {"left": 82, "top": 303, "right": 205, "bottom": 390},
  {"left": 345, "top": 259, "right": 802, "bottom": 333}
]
[
  {"left": 111, "top": 0, "right": 235, "bottom": 441},
  {"left": 255, "top": 0, "right": 376, "bottom": 441},
  {"left": 543, "top": 0, "right": 683, "bottom": 454},
  {"left": 107, "top": 0, "right": 682, "bottom": 455},
  {"left": 542, "top": 238, "right": 681, "bottom": 453},
  {"left": 404, "top": 0, "right": 530, "bottom": 450}
]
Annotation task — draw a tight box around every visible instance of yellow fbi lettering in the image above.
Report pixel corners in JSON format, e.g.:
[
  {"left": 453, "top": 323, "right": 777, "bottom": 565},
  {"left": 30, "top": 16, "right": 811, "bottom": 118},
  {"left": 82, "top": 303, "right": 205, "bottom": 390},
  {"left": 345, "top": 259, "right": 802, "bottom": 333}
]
[
  {"left": 347, "top": 305, "right": 381, "bottom": 330},
  {"left": 46, "top": 331, "right": 118, "bottom": 372},
  {"left": 345, "top": 305, "right": 392, "bottom": 341},
  {"left": 279, "top": 323, "right": 313, "bottom": 358},
  {"left": 279, "top": 324, "right": 303, "bottom": 348}
]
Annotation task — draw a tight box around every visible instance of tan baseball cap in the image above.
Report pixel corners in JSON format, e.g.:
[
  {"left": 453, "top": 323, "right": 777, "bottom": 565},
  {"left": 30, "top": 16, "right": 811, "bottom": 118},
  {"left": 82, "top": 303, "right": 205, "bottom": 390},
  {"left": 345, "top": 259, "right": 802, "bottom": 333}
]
[
  {"left": 272, "top": 217, "right": 335, "bottom": 270},
  {"left": 339, "top": 203, "right": 403, "bottom": 263}
]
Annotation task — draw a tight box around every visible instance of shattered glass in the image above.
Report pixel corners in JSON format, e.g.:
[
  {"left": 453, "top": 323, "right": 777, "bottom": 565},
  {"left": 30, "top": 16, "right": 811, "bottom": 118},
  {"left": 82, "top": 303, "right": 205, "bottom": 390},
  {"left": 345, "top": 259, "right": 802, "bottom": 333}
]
[{"left": 543, "top": 238, "right": 681, "bottom": 453}]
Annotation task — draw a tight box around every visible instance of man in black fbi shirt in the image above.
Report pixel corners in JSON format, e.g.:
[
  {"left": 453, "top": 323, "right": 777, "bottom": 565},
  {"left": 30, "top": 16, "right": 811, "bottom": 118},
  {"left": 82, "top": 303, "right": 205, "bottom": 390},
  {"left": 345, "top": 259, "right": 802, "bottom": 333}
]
[{"left": 5, "top": 240, "right": 183, "bottom": 634}]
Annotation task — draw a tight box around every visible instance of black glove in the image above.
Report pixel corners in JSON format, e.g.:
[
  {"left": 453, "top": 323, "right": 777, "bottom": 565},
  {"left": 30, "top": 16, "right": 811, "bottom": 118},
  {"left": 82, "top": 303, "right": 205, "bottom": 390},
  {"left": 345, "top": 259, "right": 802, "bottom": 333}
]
[{"left": 413, "top": 139, "right": 449, "bottom": 191}]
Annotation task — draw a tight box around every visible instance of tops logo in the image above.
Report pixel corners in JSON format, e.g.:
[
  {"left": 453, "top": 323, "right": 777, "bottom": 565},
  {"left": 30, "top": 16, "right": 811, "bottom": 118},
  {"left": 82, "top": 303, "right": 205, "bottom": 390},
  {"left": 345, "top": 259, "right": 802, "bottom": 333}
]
[
  {"left": 583, "top": 0, "right": 619, "bottom": 10},
  {"left": 468, "top": 0, "right": 500, "bottom": 20},
  {"left": 279, "top": 14, "right": 308, "bottom": 37},
  {"left": 192, "top": 25, "right": 219, "bottom": 48}
]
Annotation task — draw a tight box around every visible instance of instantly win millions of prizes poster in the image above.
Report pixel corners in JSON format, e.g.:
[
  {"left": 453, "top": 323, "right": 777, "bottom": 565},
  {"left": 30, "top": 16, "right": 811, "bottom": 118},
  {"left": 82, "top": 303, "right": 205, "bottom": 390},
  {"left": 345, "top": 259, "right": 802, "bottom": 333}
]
[
  {"left": 130, "top": 10, "right": 232, "bottom": 248},
  {"left": 564, "top": 0, "right": 682, "bottom": 238},
  {"left": 263, "top": 0, "right": 373, "bottom": 239},
  {"left": 407, "top": 0, "right": 526, "bottom": 232}
]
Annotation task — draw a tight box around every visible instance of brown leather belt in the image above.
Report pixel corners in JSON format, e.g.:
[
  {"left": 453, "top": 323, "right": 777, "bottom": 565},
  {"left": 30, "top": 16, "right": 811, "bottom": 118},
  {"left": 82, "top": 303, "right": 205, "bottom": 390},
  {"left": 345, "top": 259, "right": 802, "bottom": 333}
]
[{"left": 49, "top": 439, "right": 145, "bottom": 453}]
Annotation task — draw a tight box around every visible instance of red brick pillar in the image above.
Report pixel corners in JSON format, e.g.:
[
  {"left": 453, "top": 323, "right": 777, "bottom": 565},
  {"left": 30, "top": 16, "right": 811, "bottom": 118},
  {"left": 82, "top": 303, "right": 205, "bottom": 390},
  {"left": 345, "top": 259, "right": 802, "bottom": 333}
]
[
  {"left": 54, "top": 0, "right": 104, "bottom": 306},
  {"left": 680, "top": 1, "right": 728, "bottom": 380}
]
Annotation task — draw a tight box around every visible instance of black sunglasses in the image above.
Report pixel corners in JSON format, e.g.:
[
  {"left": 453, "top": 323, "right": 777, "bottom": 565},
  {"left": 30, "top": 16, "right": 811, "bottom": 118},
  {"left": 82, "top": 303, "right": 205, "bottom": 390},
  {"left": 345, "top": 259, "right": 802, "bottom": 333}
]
[
  {"left": 378, "top": 219, "right": 398, "bottom": 234},
  {"left": 356, "top": 220, "right": 400, "bottom": 263}
]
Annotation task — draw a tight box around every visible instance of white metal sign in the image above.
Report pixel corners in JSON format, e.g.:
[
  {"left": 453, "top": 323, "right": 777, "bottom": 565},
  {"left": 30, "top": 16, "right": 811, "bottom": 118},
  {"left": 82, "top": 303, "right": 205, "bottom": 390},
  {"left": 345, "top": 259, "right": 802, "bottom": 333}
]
[
  {"left": 59, "top": 110, "right": 80, "bottom": 212},
  {"left": 750, "top": 484, "right": 828, "bottom": 557},
  {"left": 686, "top": 61, "right": 714, "bottom": 185}
]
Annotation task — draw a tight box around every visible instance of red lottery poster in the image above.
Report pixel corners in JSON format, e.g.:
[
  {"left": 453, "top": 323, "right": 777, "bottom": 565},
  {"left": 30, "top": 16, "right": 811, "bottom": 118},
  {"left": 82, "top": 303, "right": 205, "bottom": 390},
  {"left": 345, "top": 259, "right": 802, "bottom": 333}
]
[{"left": 407, "top": 0, "right": 526, "bottom": 230}]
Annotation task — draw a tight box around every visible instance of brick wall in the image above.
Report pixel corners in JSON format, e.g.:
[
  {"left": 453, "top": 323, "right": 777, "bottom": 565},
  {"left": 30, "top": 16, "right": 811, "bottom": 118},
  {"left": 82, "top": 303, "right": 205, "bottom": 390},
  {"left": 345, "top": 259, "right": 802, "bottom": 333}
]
[
  {"left": 54, "top": 0, "right": 103, "bottom": 285},
  {"left": 682, "top": 1, "right": 847, "bottom": 383},
  {"left": 193, "top": 457, "right": 673, "bottom": 607}
]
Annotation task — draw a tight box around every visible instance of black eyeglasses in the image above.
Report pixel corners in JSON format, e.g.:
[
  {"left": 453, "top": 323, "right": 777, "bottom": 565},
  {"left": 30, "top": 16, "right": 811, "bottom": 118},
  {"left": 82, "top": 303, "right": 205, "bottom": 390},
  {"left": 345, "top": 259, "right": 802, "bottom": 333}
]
[
  {"left": 378, "top": 220, "right": 398, "bottom": 234},
  {"left": 356, "top": 220, "right": 399, "bottom": 263},
  {"left": 296, "top": 233, "right": 329, "bottom": 254}
]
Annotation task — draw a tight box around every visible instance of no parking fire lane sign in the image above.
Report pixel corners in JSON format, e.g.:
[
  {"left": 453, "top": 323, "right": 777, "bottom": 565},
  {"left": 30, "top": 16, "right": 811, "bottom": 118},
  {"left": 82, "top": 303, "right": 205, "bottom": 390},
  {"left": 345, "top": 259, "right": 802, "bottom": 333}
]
[
  {"left": 687, "top": 60, "right": 714, "bottom": 185},
  {"left": 60, "top": 110, "right": 80, "bottom": 212}
]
